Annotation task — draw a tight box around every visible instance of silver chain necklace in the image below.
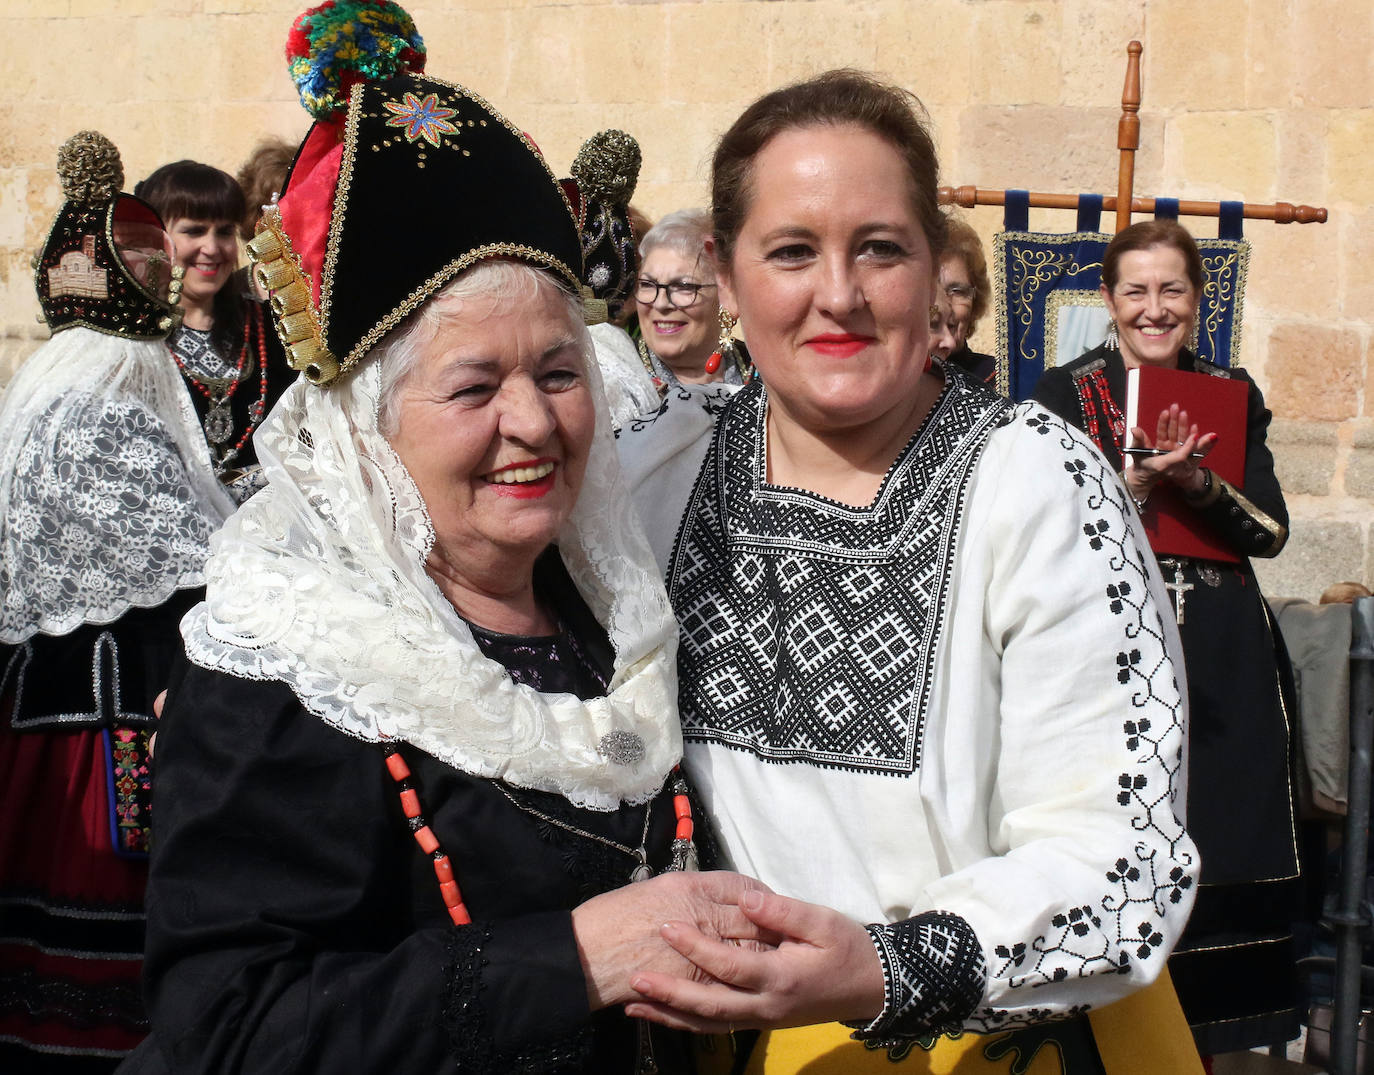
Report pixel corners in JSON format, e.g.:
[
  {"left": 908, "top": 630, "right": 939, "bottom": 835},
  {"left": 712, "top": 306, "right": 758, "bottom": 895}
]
[{"left": 495, "top": 785, "right": 656, "bottom": 882}]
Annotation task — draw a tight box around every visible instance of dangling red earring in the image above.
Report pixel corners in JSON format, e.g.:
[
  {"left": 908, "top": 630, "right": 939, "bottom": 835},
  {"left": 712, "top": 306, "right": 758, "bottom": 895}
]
[{"left": 707, "top": 307, "right": 735, "bottom": 376}]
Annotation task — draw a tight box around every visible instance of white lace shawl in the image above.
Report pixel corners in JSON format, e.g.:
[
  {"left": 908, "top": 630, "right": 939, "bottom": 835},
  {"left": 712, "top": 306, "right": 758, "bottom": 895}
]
[
  {"left": 589, "top": 322, "right": 660, "bottom": 430},
  {"left": 0, "top": 328, "right": 234, "bottom": 643},
  {"left": 182, "top": 354, "right": 683, "bottom": 811}
]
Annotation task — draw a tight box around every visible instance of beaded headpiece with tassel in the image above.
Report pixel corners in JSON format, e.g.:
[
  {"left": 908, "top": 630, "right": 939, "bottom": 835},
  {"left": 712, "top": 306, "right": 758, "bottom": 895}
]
[
  {"left": 33, "top": 131, "right": 183, "bottom": 340},
  {"left": 250, "top": 0, "right": 583, "bottom": 386}
]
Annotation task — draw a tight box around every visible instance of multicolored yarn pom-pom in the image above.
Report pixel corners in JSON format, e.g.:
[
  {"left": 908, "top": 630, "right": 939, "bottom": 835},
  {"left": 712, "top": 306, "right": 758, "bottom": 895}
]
[{"left": 286, "top": 0, "right": 426, "bottom": 123}]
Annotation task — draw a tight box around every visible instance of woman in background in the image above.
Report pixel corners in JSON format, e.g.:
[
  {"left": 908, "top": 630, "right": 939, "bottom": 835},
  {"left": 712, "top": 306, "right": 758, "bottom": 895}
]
[
  {"left": 0, "top": 132, "right": 230, "bottom": 1074},
  {"left": 234, "top": 136, "right": 296, "bottom": 243},
  {"left": 1033, "top": 219, "right": 1300, "bottom": 1058},
  {"left": 135, "top": 160, "right": 289, "bottom": 501},
  {"left": 940, "top": 215, "right": 996, "bottom": 385},
  {"left": 635, "top": 209, "right": 749, "bottom": 391}
]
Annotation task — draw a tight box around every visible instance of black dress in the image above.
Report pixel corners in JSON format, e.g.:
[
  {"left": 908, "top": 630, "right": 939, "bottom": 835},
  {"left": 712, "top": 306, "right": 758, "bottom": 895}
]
[
  {"left": 0, "top": 591, "right": 203, "bottom": 1074},
  {"left": 1033, "top": 344, "right": 1300, "bottom": 1055},
  {"left": 944, "top": 343, "right": 997, "bottom": 387},
  {"left": 121, "top": 560, "right": 698, "bottom": 1074},
  {"left": 167, "top": 281, "right": 293, "bottom": 499}
]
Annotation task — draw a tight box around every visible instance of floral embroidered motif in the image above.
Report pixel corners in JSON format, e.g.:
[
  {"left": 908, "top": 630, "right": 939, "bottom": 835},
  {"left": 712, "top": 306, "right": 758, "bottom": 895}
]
[
  {"left": 971, "top": 405, "right": 1193, "bottom": 1032},
  {"left": 106, "top": 726, "right": 153, "bottom": 857},
  {"left": 383, "top": 91, "right": 459, "bottom": 147}
]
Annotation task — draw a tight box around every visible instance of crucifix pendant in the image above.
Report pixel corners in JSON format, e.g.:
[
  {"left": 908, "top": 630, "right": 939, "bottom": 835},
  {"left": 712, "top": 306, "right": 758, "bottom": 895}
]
[{"left": 1163, "top": 562, "right": 1193, "bottom": 626}]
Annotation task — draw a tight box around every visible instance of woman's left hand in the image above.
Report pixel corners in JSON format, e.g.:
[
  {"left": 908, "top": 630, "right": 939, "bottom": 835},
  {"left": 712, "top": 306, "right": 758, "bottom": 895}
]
[
  {"left": 624, "top": 888, "right": 886, "bottom": 1033},
  {"left": 1126, "top": 403, "right": 1217, "bottom": 503}
]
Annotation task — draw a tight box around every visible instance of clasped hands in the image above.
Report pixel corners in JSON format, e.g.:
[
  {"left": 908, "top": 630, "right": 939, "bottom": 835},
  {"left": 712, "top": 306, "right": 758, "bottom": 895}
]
[
  {"left": 1126, "top": 403, "right": 1217, "bottom": 505},
  {"left": 571, "top": 870, "right": 885, "bottom": 1033}
]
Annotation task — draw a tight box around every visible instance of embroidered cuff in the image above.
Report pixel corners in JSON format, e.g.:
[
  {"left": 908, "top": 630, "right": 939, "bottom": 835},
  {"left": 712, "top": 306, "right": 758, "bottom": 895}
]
[
  {"left": 844, "top": 911, "right": 987, "bottom": 1042},
  {"left": 1211, "top": 475, "right": 1288, "bottom": 557}
]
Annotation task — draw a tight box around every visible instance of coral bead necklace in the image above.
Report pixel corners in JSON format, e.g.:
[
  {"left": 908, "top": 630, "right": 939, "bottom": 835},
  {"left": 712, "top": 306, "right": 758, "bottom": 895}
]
[
  {"left": 167, "top": 303, "right": 270, "bottom": 471},
  {"left": 382, "top": 744, "right": 696, "bottom": 926}
]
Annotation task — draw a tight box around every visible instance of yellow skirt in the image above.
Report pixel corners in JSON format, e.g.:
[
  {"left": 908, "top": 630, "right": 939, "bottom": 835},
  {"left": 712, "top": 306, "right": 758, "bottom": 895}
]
[{"left": 695, "top": 971, "right": 1204, "bottom": 1075}]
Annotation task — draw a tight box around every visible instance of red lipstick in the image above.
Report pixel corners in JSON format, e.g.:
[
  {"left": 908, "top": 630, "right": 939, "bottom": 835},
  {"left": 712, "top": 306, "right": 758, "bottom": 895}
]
[
  {"left": 483, "top": 458, "right": 557, "bottom": 499},
  {"left": 806, "top": 333, "right": 873, "bottom": 358}
]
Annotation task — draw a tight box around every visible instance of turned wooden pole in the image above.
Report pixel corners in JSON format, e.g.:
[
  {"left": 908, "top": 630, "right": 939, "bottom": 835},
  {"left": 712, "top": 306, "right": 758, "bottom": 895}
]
[
  {"left": 1116, "top": 41, "right": 1143, "bottom": 233},
  {"left": 936, "top": 186, "right": 1328, "bottom": 224}
]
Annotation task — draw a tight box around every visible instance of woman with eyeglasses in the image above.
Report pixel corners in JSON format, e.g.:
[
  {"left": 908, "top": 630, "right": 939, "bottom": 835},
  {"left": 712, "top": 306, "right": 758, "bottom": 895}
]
[
  {"left": 634, "top": 209, "right": 751, "bottom": 391},
  {"left": 939, "top": 215, "right": 996, "bottom": 386}
]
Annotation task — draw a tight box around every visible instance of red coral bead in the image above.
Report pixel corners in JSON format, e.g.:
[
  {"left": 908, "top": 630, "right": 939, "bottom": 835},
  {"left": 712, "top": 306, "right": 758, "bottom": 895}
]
[
  {"left": 385, "top": 752, "right": 411, "bottom": 782},
  {"left": 433, "top": 855, "right": 454, "bottom": 883},
  {"left": 673, "top": 795, "right": 692, "bottom": 820},
  {"left": 413, "top": 825, "right": 440, "bottom": 854},
  {"left": 675, "top": 818, "right": 694, "bottom": 841},
  {"left": 399, "top": 789, "right": 421, "bottom": 819},
  {"left": 449, "top": 903, "right": 472, "bottom": 926}
]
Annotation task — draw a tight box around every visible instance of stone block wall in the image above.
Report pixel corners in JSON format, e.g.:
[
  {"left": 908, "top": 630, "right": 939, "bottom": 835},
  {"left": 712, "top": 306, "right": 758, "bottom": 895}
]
[{"left": 2, "top": 0, "right": 1369, "bottom": 600}]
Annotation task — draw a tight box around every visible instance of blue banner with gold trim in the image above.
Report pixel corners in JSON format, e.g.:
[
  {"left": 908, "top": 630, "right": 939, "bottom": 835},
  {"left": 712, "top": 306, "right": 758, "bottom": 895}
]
[{"left": 993, "top": 231, "right": 1250, "bottom": 401}]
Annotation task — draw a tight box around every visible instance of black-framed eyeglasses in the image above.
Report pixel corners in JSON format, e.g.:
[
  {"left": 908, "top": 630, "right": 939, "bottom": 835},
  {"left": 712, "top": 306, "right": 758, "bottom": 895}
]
[{"left": 635, "top": 277, "right": 717, "bottom": 310}]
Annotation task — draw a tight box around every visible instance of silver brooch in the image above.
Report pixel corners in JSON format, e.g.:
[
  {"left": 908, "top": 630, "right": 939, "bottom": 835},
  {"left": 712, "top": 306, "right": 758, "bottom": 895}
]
[{"left": 598, "top": 730, "right": 645, "bottom": 766}]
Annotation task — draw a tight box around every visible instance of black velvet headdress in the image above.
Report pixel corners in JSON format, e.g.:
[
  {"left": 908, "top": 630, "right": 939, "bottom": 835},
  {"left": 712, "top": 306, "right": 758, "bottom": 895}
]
[
  {"left": 34, "top": 131, "right": 182, "bottom": 341},
  {"left": 569, "top": 129, "right": 642, "bottom": 324},
  {"left": 249, "top": 70, "right": 584, "bottom": 386}
]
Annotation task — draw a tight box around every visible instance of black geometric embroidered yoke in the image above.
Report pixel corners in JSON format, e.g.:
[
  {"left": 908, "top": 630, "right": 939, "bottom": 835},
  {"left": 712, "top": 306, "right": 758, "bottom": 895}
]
[{"left": 668, "top": 374, "right": 1012, "bottom": 774}]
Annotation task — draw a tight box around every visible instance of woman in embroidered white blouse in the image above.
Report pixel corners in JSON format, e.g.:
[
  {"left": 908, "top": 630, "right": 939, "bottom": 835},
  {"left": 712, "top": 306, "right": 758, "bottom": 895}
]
[{"left": 617, "top": 70, "right": 1204, "bottom": 1073}]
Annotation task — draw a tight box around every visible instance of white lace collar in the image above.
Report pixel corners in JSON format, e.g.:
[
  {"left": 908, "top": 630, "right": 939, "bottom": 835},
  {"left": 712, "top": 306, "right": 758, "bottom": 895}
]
[{"left": 183, "top": 356, "right": 682, "bottom": 811}]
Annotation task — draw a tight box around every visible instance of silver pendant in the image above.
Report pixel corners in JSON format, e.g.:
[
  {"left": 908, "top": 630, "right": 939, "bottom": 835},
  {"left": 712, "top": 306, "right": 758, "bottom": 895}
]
[
  {"left": 204, "top": 398, "right": 234, "bottom": 445},
  {"left": 629, "top": 850, "right": 653, "bottom": 883},
  {"left": 1198, "top": 565, "right": 1223, "bottom": 588}
]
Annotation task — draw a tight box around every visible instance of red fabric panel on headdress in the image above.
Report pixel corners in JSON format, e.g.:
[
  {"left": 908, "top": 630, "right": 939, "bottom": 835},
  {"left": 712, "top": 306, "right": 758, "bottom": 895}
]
[
  {"left": 277, "top": 123, "right": 346, "bottom": 308},
  {"left": 559, "top": 179, "right": 584, "bottom": 228}
]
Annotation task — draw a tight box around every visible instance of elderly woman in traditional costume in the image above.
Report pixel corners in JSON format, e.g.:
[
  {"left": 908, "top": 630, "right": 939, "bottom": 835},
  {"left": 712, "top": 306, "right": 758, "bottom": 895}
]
[
  {"left": 122, "top": 7, "right": 762, "bottom": 1073},
  {"left": 617, "top": 70, "right": 1205, "bottom": 1073},
  {"left": 0, "top": 133, "right": 230, "bottom": 1071}
]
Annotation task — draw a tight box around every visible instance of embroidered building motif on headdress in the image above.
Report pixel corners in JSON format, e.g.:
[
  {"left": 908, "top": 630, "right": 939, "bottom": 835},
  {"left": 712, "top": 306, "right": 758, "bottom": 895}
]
[{"left": 48, "top": 235, "right": 109, "bottom": 299}]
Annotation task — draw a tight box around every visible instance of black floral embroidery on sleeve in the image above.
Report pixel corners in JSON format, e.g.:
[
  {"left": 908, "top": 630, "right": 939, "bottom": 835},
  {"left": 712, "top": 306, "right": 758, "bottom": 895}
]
[{"left": 969, "top": 405, "right": 1193, "bottom": 1033}]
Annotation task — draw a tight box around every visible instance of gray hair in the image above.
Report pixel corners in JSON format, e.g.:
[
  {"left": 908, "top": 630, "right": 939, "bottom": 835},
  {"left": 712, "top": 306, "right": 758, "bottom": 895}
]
[
  {"left": 637, "top": 208, "right": 714, "bottom": 280},
  {"left": 374, "top": 261, "right": 589, "bottom": 437}
]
